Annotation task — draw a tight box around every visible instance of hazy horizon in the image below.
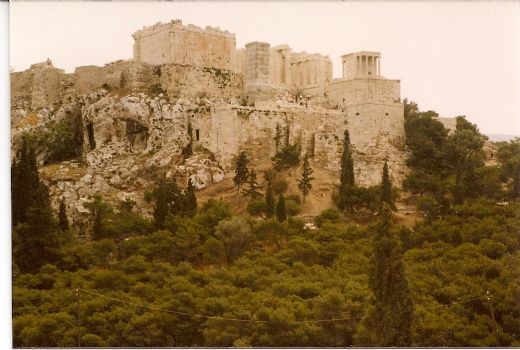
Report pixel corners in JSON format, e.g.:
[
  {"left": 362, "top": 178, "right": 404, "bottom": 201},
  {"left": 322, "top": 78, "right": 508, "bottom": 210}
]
[{"left": 9, "top": 1, "right": 520, "bottom": 135}]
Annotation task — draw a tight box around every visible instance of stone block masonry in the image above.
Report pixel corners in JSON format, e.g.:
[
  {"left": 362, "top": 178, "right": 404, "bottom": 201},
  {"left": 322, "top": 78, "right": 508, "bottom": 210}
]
[
  {"left": 133, "top": 19, "right": 236, "bottom": 70},
  {"left": 11, "top": 19, "right": 411, "bottom": 190}
]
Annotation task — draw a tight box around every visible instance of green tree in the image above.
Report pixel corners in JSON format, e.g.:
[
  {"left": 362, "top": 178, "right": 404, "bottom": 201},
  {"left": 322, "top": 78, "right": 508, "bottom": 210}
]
[
  {"left": 58, "top": 199, "right": 68, "bottom": 231},
  {"left": 247, "top": 199, "right": 268, "bottom": 218},
  {"left": 272, "top": 144, "right": 300, "bottom": 170},
  {"left": 265, "top": 181, "right": 276, "bottom": 218},
  {"left": 512, "top": 161, "right": 520, "bottom": 199},
  {"left": 340, "top": 130, "right": 355, "bottom": 188},
  {"left": 444, "top": 117, "right": 486, "bottom": 204},
  {"left": 37, "top": 117, "right": 82, "bottom": 164},
  {"left": 12, "top": 137, "right": 40, "bottom": 225},
  {"left": 233, "top": 151, "right": 249, "bottom": 191},
  {"left": 404, "top": 107, "right": 448, "bottom": 171},
  {"left": 184, "top": 178, "right": 198, "bottom": 217},
  {"left": 215, "top": 217, "right": 252, "bottom": 263},
  {"left": 297, "top": 152, "right": 314, "bottom": 204},
  {"left": 13, "top": 184, "right": 61, "bottom": 273},
  {"left": 195, "top": 199, "right": 232, "bottom": 235},
  {"left": 85, "top": 195, "right": 113, "bottom": 240},
  {"left": 147, "top": 177, "right": 183, "bottom": 229},
  {"left": 337, "top": 129, "right": 356, "bottom": 211},
  {"left": 380, "top": 161, "right": 393, "bottom": 207},
  {"left": 276, "top": 193, "right": 287, "bottom": 223},
  {"left": 242, "top": 169, "right": 263, "bottom": 200},
  {"left": 357, "top": 205, "right": 413, "bottom": 346}
]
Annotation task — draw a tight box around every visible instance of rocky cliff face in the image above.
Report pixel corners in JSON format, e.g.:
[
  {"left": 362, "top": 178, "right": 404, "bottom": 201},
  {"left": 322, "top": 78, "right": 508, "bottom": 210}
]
[
  {"left": 12, "top": 68, "right": 226, "bottom": 235},
  {"left": 11, "top": 60, "right": 409, "bottom": 236}
]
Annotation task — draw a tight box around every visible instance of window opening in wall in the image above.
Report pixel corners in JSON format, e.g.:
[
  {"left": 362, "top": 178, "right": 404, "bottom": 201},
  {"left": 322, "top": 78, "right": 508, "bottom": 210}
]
[
  {"left": 355, "top": 112, "right": 360, "bottom": 116},
  {"left": 195, "top": 129, "right": 200, "bottom": 141},
  {"left": 385, "top": 113, "right": 389, "bottom": 116}
]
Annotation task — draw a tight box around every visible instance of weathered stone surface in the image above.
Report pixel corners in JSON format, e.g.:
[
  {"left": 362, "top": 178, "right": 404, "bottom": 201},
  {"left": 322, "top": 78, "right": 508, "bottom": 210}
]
[{"left": 10, "top": 19, "right": 426, "bottom": 235}]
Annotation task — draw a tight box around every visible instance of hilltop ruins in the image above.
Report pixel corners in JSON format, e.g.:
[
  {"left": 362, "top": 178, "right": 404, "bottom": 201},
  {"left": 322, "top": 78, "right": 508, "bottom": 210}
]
[{"left": 10, "top": 19, "right": 434, "bottom": 231}]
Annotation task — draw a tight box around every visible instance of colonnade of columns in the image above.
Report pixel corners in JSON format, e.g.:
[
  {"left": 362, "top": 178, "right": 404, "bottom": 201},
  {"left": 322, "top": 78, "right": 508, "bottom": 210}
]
[{"left": 355, "top": 55, "right": 380, "bottom": 75}]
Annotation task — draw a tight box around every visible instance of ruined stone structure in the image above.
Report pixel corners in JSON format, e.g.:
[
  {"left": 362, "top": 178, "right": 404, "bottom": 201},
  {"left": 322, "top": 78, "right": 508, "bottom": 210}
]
[
  {"left": 11, "top": 19, "right": 424, "bottom": 230},
  {"left": 132, "top": 19, "right": 236, "bottom": 70}
]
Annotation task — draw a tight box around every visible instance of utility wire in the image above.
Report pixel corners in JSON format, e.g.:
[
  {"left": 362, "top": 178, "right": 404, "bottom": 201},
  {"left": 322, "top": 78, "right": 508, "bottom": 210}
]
[{"left": 79, "top": 288, "right": 490, "bottom": 324}]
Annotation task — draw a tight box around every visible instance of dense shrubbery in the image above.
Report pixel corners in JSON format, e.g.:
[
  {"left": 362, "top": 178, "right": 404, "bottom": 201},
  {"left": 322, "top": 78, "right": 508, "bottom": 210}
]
[
  {"left": 11, "top": 104, "right": 520, "bottom": 346},
  {"left": 272, "top": 144, "right": 301, "bottom": 170},
  {"left": 36, "top": 116, "right": 83, "bottom": 163},
  {"left": 402, "top": 100, "right": 513, "bottom": 218},
  {"left": 12, "top": 194, "right": 520, "bottom": 346}
]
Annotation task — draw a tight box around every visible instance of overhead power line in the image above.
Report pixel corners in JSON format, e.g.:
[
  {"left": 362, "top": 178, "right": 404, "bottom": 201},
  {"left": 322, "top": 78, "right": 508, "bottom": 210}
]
[{"left": 79, "top": 288, "right": 491, "bottom": 324}]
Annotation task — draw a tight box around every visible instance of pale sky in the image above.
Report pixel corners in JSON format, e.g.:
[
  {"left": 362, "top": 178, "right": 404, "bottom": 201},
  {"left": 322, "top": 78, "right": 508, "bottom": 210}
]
[{"left": 9, "top": 1, "right": 520, "bottom": 135}]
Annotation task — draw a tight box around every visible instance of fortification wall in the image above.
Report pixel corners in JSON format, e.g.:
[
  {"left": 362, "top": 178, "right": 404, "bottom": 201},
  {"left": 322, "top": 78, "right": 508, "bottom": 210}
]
[
  {"left": 11, "top": 62, "right": 66, "bottom": 111},
  {"left": 74, "top": 61, "right": 161, "bottom": 95},
  {"left": 346, "top": 103, "right": 408, "bottom": 185},
  {"left": 244, "top": 42, "right": 275, "bottom": 101},
  {"left": 32, "top": 66, "right": 64, "bottom": 109},
  {"left": 133, "top": 20, "right": 236, "bottom": 70},
  {"left": 160, "top": 64, "right": 242, "bottom": 99},
  {"left": 198, "top": 104, "right": 407, "bottom": 187},
  {"left": 74, "top": 66, "right": 105, "bottom": 94},
  {"left": 328, "top": 78, "right": 401, "bottom": 108},
  {"left": 10, "top": 70, "right": 33, "bottom": 106}
]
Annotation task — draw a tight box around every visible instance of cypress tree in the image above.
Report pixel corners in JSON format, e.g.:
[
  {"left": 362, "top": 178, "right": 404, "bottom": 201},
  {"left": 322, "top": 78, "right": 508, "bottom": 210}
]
[
  {"left": 58, "top": 199, "right": 69, "bottom": 231},
  {"left": 265, "top": 181, "right": 276, "bottom": 218},
  {"left": 363, "top": 204, "right": 413, "bottom": 346},
  {"left": 297, "top": 152, "right": 314, "bottom": 204},
  {"left": 185, "top": 178, "right": 198, "bottom": 216},
  {"left": 13, "top": 183, "right": 60, "bottom": 273},
  {"left": 233, "top": 151, "right": 249, "bottom": 192},
  {"left": 148, "top": 177, "right": 184, "bottom": 228},
  {"left": 12, "top": 138, "right": 41, "bottom": 225},
  {"left": 340, "top": 129, "right": 355, "bottom": 188},
  {"left": 380, "top": 161, "right": 393, "bottom": 207},
  {"left": 153, "top": 179, "right": 168, "bottom": 229},
  {"left": 337, "top": 129, "right": 355, "bottom": 211},
  {"left": 86, "top": 195, "right": 113, "bottom": 240},
  {"left": 276, "top": 193, "right": 287, "bottom": 223},
  {"left": 512, "top": 161, "right": 520, "bottom": 200},
  {"left": 242, "top": 169, "right": 263, "bottom": 200}
]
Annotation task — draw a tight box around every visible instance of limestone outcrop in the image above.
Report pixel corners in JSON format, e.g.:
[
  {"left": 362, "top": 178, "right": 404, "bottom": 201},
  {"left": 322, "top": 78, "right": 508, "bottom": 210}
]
[{"left": 10, "top": 19, "right": 422, "bottom": 234}]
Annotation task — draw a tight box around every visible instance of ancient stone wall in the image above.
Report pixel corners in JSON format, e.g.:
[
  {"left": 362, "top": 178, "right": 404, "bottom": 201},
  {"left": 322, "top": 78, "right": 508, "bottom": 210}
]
[
  {"left": 133, "top": 20, "right": 236, "bottom": 70},
  {"left": 160, "top": 64, "right": 242, "bottom": 99},
  {"left": 328, "top": 78, "right": 401, "bottom": 108},
  {"left": 345, "top": 103, "right": 408, "bottom": 186},
  {"left": 74, "top": 66, "right": 105, "bottom": 94},
  {"left": 197, "top": 103, "right": 407, "bottom": 187},
  {"left": 244, "top": 42, "right": 275, "bottom": 101},
  {"left": 10, "top": 61, "right": 65, "bottom": 111},
  {"left": 10, "top": 70, "right": 33, "bottom": 107},
  {"left": 75, "top": 61, "right": 159, "bottom": 94}
]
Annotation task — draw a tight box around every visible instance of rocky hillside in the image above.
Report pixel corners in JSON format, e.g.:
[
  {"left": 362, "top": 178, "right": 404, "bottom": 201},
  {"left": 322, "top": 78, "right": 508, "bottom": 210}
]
[{"left": 12, "top": 79, "right": 233, "bottom": 235}]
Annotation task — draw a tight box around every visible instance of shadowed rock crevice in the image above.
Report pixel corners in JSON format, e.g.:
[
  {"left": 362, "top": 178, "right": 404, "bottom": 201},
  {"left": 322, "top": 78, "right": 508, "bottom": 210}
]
[{"left": 125, "top": 119, "right": 149, "bottom": 151}]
